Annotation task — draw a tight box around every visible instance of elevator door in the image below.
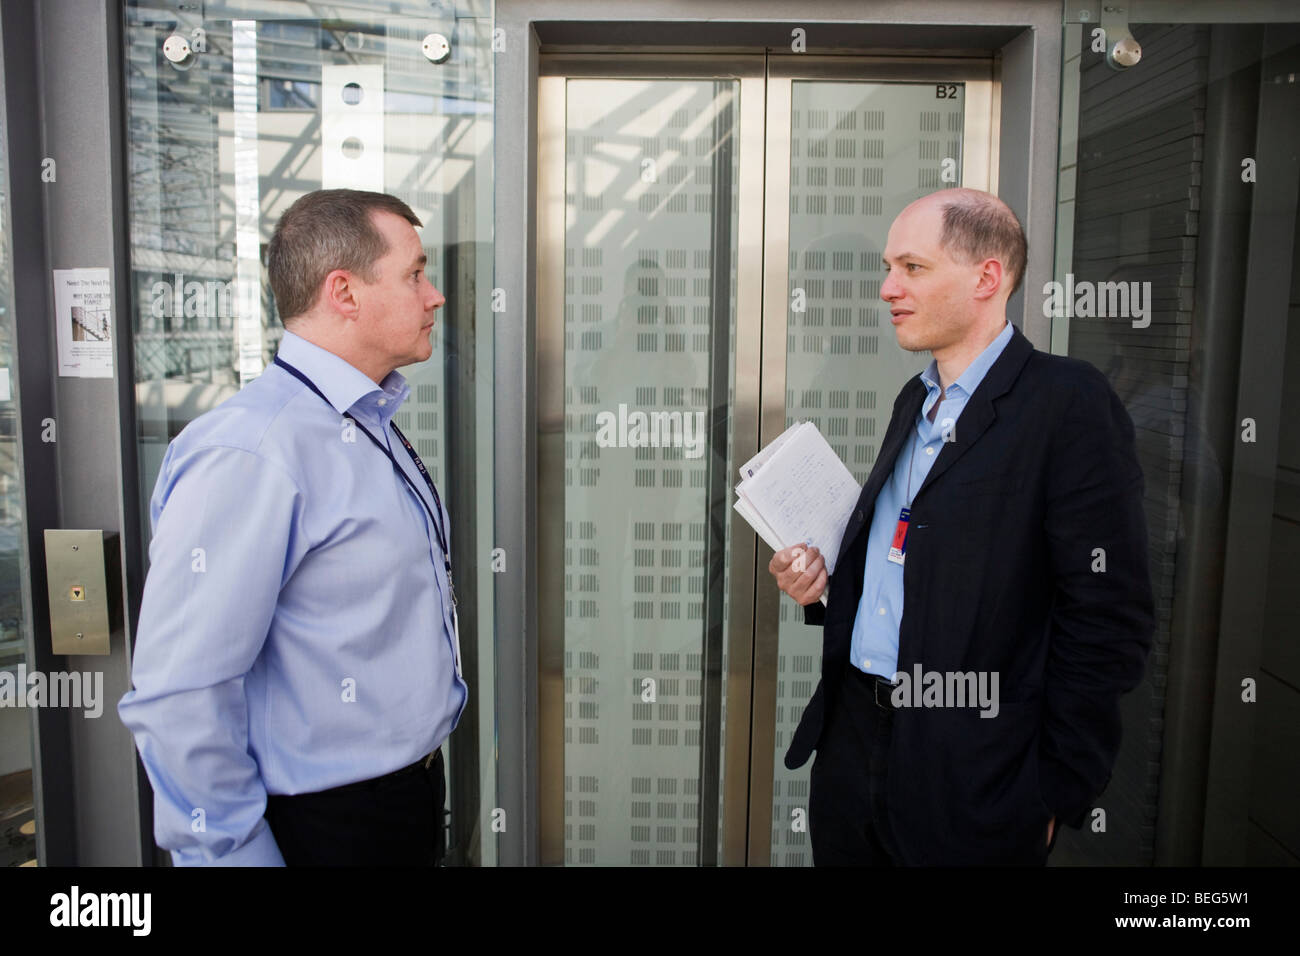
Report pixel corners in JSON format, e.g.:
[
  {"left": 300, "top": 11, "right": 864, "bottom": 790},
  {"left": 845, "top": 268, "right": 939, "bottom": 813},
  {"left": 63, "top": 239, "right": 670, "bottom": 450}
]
[{"left": 537, "top": 54, "right": 998, "bottom": 866}]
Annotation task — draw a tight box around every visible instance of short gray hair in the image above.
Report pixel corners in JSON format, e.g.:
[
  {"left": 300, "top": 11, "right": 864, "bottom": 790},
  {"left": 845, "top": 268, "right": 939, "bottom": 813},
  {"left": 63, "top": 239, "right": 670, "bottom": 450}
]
[
  {"left": 266, "top": 189, "right": 422, "bottom": 324},
  {"left": 938, "top": 192, "right": 1028, "bottom": 296}
]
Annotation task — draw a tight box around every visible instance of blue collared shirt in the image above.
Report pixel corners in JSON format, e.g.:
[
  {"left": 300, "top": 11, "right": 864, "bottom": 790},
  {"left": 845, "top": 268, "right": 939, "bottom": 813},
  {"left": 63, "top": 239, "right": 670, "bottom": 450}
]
[
  {"left": 849, "top": 320, "right": 1014, "bottom": 678},
  {"left": 118, "top": 330, "right": 466, "bottom": 866}
]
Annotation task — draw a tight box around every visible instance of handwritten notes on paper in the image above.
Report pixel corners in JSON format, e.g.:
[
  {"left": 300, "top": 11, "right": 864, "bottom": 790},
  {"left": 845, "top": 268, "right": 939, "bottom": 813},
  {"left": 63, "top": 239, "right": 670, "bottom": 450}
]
[{"left": 734, "top": 422, "right": 861, "bottom": 606}]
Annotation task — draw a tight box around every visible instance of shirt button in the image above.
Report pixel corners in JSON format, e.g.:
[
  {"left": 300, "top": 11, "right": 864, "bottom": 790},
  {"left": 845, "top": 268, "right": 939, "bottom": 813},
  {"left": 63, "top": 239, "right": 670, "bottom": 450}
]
[
  {"left": 855, "top": 509, "right": 863, "bottom": 521},
  {"left": 378, "top": 398, "right": 387, "bottom": 406},
  {"left": 926, "top": 447, "right": 934, "bottom": 455},
  {"left": 863, "top": 659, "right": 871, "bottom": 669},
  {"left": 878, "top": 607, "right": 886, "bottom": 615}
]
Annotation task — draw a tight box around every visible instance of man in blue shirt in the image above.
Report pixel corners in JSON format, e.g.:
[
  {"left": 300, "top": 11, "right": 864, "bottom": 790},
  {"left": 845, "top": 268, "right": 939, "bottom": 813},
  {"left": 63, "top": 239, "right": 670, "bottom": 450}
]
[
  {"left": 770, "top": 188, "right": 1153, "bottom": 865},
  {"left": 118, "top": 189, "right": 466, "bottom": 866}
]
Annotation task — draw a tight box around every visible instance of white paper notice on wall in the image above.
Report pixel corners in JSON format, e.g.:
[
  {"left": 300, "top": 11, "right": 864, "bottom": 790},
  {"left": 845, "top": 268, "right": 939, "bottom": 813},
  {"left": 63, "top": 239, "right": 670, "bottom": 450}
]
[
  {"left": 53, "top": 268, "right": 114, "bottom": 378},
  {"left": 0, "top": 368, "right": 10, "bottom": 402}
]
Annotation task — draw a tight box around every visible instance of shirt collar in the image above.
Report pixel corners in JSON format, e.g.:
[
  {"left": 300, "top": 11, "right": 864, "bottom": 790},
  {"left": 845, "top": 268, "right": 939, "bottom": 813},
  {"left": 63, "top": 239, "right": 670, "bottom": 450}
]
[
  {"left": 919, "top": 320, "right": 1015, "bottom": 397},
  {"left": 275, "top": 330, "right": 410, "bottom": 428}
]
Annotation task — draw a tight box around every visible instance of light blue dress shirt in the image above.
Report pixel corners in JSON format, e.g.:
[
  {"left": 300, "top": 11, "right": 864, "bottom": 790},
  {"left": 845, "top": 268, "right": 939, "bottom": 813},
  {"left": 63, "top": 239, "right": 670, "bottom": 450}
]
[
  {"left": 118, "top": 330, "right": 466, "bottom": 866},
  {"left": 849, "top": 320, "right": 1014, "bottom": 679}
]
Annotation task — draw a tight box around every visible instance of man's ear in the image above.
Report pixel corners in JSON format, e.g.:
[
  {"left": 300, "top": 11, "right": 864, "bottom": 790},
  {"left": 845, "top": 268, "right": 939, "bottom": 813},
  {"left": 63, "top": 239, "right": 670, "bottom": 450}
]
[
  {"left": 972, "top": 258, "right": 1005, "bottom": 302},
  {"left": 322, "top": 269, "right": 361, "bottom": 319}
]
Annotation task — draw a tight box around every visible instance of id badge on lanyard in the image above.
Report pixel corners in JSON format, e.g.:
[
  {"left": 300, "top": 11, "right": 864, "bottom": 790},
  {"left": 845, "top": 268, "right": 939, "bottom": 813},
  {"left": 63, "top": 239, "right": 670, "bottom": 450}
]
[
  {"left": 888, "top": 429, "right": 922, "bottom": 566},
  {"left": 887, "top": 507, "right": 910, "bottom": 565},
  {"left": 452, "top": 609, "right": 463, "bottom": 678}
]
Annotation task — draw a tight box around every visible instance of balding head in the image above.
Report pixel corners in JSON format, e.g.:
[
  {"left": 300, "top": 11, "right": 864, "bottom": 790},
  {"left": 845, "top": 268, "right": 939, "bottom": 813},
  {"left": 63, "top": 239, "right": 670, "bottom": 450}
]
[
  {"left": 882, "top": 187, "right": 1025, "bottom": 364},
  {"left": 902, "top": 188, "right": 1027, "bottom": 297}
]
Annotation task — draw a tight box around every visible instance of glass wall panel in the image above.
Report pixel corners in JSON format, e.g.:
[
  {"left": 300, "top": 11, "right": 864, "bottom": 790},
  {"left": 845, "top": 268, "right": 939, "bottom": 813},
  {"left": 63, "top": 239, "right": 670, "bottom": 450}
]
[
  {"left": 1054, "top": 2, "right": 1300, "bottom": 865},
  {"left": 122, "top": 0, "right": 496, "bottom": 864},
  {"left": 559, "top": 77, "right": 740, "bottom": 865},
  {"left": 0, "top": 25, "right": 36, "bottom": 869}
]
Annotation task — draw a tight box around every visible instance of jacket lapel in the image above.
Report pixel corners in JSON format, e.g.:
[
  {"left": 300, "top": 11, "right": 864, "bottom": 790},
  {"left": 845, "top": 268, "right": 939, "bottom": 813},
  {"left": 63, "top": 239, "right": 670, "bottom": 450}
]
[
  {"left": 834, "top": 375, "right": 926, "bottom": 570},
  {"left": 833, "top": 323, "right": 1036, "bottom": 569},
  {"left": 911, "top": 323, "right": 1034, "bottom": 503}
]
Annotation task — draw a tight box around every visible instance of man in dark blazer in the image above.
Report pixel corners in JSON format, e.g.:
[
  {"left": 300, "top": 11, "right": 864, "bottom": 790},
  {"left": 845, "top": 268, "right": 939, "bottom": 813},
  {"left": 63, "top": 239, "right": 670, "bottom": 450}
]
[{"left": 770, "top": 188, "right": 1154, "bottom": 865}]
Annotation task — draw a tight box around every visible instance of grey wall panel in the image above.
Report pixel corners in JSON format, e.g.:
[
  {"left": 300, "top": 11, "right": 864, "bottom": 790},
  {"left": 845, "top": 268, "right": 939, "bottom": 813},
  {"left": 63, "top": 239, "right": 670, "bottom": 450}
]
[
  {"left": 1202, "top": 24, "right": 1300, "bottom": 865},
  {"left": 1060, "top": 23, "right": 1214, "bottom": 867},
  {"left": 1246, "top": 822, "right": 1299, "bottom": 865},
  {"left": 1261, "top": 460, "right": 1300, "bottom": 691},
  {"left": 1154, "top": 24, "right": 1262, "bottom": 865},
  {"left": 33, "top": 0, "right": 141, "bottom": 866},
  {"left": 1250, "top": 185, "right": 1300, "bottom": 863},
  {"left": 493, "top": 4, "right": 542, "bottom": 867},
  {"left": 1249, "top": 673, "right": 1300, "bottom": 857},
  {"left": 0, "top": 0, "right": 76, "bottom": 867},
  {"left": 998, "top": 24, "right": 1056, "bottom": 345}
]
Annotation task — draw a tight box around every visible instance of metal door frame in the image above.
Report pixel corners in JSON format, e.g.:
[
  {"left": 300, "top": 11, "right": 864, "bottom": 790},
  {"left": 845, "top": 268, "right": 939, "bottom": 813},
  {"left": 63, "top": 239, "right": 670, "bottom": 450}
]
[
  {"left": 536, "top": 53, "right": 999, "bottom": 866},
  {"left": 537, "top": 54, "right": 768, "bottom": 867}
]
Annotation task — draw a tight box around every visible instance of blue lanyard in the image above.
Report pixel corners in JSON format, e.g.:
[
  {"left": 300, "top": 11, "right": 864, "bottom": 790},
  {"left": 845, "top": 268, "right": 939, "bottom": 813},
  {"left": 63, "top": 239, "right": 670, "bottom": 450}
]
[{"left": 272, "top": 356, "right": 456, "bottom": 609}]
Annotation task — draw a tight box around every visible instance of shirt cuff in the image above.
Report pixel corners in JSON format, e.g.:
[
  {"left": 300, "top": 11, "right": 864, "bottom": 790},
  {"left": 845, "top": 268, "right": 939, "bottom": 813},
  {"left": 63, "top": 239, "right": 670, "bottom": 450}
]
[
  {"left": 802, "top": 600, "right": 826, "bottom": 626},
  {"left": 170, "top": 820, "right": 286, "bottom": 867}
]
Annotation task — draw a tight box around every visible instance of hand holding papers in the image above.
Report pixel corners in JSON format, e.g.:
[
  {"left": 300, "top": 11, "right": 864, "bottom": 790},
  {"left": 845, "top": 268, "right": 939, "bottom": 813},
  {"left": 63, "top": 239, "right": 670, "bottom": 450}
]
[{"left": 734, "top": 422, "right": 862, "bottom": 607}]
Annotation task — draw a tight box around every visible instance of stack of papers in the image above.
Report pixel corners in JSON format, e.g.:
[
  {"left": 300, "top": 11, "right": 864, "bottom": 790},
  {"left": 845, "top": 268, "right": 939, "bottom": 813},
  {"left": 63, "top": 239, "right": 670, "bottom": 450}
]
[{"left": 734, "top": 422, "right": 862, "bottom": 607}]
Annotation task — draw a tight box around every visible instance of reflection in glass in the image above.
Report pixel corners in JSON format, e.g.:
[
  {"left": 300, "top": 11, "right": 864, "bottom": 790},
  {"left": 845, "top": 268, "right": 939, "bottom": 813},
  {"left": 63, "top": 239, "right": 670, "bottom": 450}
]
[
  {"left": 123, "top": 3, "right": 496, "bottom": 864},
  {"left": 1053, "top": 17, "right": 1300, "bottom": 865},
  {"left": 0, "top": 37, "right": 36, "bottom": 866},
  {"left": 562, "top": 78, "right": 739, "bottom": 865}
]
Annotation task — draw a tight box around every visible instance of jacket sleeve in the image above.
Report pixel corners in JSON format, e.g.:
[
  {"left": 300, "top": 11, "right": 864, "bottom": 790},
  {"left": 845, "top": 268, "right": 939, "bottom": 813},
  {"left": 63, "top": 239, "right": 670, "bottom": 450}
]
[
  {"left": 803, "top": 599, "right": 826, "bottom": 626},
  {"left": 1039, "top": 368, "right": 1155, "bottom": 830},
  {"left": 117, "top": 442, "right": 307, "bottom": 866}
]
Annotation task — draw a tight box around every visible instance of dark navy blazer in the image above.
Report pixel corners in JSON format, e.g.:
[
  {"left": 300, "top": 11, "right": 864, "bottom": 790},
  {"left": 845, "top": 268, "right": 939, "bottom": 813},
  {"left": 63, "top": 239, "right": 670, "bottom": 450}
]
[{"left": 785, "top": 323, "right": 1155, "bottom": 865}]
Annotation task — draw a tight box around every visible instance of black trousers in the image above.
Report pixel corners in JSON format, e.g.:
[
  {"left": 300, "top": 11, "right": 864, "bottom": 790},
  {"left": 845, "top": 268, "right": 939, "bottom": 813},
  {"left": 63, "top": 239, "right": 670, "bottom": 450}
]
[
  {"left": 809, "top": 669, "right": 1057, "bottom": 866},
  {"left": 809, "top": 667, "right": 903, "bottom": 866},
  {"left": 265, "top": 749, "right": 447, "bottom": 866}
]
